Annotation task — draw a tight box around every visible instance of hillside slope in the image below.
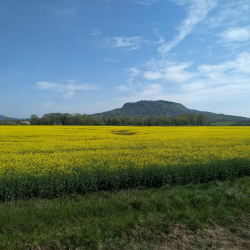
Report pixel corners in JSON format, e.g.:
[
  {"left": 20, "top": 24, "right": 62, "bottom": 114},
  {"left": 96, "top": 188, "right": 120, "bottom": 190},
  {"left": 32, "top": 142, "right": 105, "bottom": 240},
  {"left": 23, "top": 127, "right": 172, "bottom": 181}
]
[
  {"left": 0, "top": 115, "right": 18, "bottom": 121},
  {"left": 93, "top": 100, "right": 249, "bottom": 121}
]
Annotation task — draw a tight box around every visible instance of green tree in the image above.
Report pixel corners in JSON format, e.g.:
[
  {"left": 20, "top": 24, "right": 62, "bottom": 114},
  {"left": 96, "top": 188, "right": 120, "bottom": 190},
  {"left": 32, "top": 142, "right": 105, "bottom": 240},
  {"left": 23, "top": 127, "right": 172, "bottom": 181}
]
[
  {"left": 102, "top": 117, "right": 108, "bottom": 125},
  {"left": 124, "top": 116, "right": 134, "bottom": 125},
  {"left": 41, "top": 114, "right": 51, "bottom": 125},
  {"left": 73, "top": 113, "right": 81, "bottom": 125},
  {"left": 133, "top": 116, "right": 144, "bottom": 126},
  {"left": 93, "top": 118, "right": 105, "bottom": 125},
  {"left": 179, "top": 116, "right": 190, "bottom": 126},
  {"left": 3, "top": 117, "right": 11, "bottom": 125},
  {"left": 112, "top": 117, "right": 121, "bottom": 126},
  {"left": 61, "top": 113, "right": 71, "bottom": 125},
  {"left": 146, "top": 115, "right": 156, "bottom": 126},
  {"left": 30, "top": 114, "right": 39, "bottom": 125},
  {"left": 197, "top": 113, "right": 207, "bottom": 126},
  {"left": 161, "top": 116, "right": 170, "bottom": 126}
]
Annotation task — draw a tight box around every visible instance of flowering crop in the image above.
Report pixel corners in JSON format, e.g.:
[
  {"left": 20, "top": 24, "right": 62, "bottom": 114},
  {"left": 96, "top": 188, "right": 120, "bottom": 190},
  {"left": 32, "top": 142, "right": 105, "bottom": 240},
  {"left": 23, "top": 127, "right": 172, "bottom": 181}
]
[{"left": 0, "top": 126, "right": 250, "bottom": 200}]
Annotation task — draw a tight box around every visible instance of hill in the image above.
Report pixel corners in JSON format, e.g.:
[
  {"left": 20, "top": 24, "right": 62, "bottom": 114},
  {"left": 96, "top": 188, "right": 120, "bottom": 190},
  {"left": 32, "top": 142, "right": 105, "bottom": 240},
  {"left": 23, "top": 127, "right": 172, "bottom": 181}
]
[
  {"left": 0, "top": 115, "right": 19, "bottom": 121},
  {"left": 93, "top": 100, "right": 250, "bottom": 122}
]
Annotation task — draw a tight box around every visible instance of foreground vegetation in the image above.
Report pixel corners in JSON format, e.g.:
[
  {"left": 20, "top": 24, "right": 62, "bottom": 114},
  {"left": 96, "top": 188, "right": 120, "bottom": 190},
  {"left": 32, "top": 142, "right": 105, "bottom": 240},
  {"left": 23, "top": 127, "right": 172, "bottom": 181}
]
[
  {"left": 1, "top": 126, "right": 250, "bottom": 201},
  {"left": 1, "top": 177, "right": 250, "bottom": 249}
]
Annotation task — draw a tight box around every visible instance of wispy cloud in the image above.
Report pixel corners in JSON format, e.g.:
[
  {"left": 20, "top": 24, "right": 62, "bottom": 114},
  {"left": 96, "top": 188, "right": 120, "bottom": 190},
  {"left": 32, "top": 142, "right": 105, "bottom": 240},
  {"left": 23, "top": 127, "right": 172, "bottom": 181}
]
[
  {"left": 104, "top": 36, "right": 142, "bottom": 50},
  {"left": 207, "top": 0, "right": 250, "bottom": 28},
  {"left": 177, "top": 52, "right": 250, "bottom": 102},
  {"left": 158, "top": 0, "right": 217, "bottom": 55},
  {"left": 219, "top": 26, "right": 250, "bottom": 42},
  {"left": 36, "top": 80, "right": 98, "bottom": 98},
  {"left": 127, "top": 67, "right": 140, "bottom": 85},
  {"left": 126, "top": 45, "right": 140, "bottom": 51},
  {"left": 153, "top": 29, "right": 165, "bottom": 44},
  {"left": 91, "top": 29, "right": 102, "bottom": 36},
  {"left": 118, "top": 52, "right": 250, "bottom": 107},
  {"left": 112, "top": 0, "right": 250, "bottom": 116},
  {"left": 117, "top": 67, "right": 140, "bottom": 92},
  {"left": 144, "top": 62, "right": 195, "bottom": 83}
]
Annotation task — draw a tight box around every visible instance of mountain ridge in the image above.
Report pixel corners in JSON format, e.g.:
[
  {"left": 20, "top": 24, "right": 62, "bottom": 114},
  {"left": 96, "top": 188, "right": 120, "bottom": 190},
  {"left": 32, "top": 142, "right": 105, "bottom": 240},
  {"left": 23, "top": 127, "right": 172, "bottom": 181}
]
[
  {"left": 0, "top": 115, "right": 19, "bottom": 121},
  {"left": 92, "top": 100, "right": 250, "bottom": 121}
]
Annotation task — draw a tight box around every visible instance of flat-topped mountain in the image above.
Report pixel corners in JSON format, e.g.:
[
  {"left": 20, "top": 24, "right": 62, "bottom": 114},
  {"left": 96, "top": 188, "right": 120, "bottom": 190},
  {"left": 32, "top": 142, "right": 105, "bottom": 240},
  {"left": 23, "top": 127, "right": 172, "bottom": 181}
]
[{"left": 93, "top": 100, "right": 250, "bottom": 121}]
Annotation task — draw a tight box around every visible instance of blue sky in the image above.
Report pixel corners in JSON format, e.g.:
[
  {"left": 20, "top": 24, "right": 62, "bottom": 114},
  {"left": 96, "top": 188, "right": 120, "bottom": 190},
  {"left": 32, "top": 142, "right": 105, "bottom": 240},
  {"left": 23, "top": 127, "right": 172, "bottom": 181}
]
[{"left": 1, "top": 0, "right": 250, "bottom": 118}]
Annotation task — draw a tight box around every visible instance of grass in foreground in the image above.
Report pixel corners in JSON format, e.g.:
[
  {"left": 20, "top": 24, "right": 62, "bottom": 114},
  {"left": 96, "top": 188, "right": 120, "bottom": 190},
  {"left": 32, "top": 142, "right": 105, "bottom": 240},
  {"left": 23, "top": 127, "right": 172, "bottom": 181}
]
[{"left": 0, "top": 176, "right": 250, "bottom": 250}]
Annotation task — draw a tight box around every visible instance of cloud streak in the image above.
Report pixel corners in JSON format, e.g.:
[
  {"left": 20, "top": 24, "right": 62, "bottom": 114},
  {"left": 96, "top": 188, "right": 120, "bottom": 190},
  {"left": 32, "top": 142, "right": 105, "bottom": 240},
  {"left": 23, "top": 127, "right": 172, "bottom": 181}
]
[
  {"left": 158, "top": 0, "right": 217, "bottom": 55},
  {"left": 104, "top": 36, "right": 141, "bottom": 50},
  {"left": 37, "top": 81, "right": 98, "bottom": 98}
]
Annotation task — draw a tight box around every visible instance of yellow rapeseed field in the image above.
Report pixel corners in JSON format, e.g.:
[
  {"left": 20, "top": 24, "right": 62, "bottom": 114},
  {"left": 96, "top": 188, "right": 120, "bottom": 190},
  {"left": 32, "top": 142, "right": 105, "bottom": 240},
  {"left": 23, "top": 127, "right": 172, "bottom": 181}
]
[{"left": 1, "top": 126, "right": 250, "bottom": 178}]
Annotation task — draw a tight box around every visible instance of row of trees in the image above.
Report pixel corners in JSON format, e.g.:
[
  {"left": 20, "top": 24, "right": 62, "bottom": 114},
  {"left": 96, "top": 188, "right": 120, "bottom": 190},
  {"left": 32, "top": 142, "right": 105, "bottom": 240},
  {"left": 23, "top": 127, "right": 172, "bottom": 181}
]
[
  {"left": 30, "top": 113, "right": 210, "bottom": 126},
  {"left": 0, "top": 117, "right": 18, "bottom": 125}
]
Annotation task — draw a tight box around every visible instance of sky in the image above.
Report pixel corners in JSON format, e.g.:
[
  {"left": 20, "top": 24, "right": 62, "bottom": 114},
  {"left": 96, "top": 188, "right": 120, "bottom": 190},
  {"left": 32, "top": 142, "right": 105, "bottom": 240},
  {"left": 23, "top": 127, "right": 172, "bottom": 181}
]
[{"left": 1, "top": 0, "right": 250, "bottom": 118}]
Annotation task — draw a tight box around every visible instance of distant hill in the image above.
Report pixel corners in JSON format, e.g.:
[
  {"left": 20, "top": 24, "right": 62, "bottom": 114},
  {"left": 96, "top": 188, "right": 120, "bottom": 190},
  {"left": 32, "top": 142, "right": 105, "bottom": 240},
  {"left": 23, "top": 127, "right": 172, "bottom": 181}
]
[
  {"left": 93, "top": 100, "right": 250, "bottom": 122},
  {"left": 0, "top": 115, "right": 19, "bottom": 121}
]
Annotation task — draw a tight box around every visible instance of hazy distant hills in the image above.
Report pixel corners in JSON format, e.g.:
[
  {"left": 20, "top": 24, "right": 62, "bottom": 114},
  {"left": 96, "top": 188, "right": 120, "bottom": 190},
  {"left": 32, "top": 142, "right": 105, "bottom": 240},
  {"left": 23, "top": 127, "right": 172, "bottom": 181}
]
[
  {"left": 0, "top": 115, "right": 19, "bottom": 121},
  {"left": 93, "top": 100, "right": 250, "bottom": 122}
]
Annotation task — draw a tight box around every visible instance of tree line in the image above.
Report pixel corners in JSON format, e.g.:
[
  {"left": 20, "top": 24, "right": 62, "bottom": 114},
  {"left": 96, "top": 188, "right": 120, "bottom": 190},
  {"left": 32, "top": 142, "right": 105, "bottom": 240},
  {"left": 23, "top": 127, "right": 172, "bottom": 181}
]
[{"left": 28, "top": 113, "right": 210, "bottom": 126}]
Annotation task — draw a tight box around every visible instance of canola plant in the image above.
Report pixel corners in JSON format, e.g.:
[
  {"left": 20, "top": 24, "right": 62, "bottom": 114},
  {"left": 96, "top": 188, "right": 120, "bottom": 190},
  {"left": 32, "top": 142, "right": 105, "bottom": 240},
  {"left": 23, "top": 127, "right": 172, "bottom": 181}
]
[{"left": 0, "top": 126, "right": 250, "bottom": 200}]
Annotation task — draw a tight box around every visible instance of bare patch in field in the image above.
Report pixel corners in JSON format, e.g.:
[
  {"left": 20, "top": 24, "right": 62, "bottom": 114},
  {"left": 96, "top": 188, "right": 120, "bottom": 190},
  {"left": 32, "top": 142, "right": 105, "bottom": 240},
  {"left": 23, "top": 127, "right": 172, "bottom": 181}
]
[{"left": 112, "top": 130, "right": 137, "bottom": 136}]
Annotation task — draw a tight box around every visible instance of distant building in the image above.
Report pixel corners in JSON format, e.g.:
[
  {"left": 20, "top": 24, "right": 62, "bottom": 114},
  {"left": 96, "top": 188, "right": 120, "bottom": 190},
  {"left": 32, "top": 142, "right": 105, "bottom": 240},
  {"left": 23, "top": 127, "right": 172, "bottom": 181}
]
[{"left": 21, "top": 121, "right": 30, "bottom": 125}]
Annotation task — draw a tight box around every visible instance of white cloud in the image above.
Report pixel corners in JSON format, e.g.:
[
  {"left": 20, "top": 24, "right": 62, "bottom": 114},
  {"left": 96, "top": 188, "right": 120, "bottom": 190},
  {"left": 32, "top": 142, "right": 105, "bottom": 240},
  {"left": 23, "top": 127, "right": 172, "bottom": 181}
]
[
  {"left": 158, "top": 0, "right": 217, "bottom": 55},
  {"left": 207, "top": 0, "right": 250, "bottom": 28},
  {"left": 144, "top": 71, "right": 162, "bottom": 80},
  {"left": 105, "top": 36, "right": 141, "bottom": 50},
  {"left": 91, "top": 29, "right": 101, "bottom": 36},
  {"left": 113, "top": 36, "right": 140, "bottom": 47},
  {"left": 119, "top": 52, "right": 250, "bottom": 107},
  {"left": 219, "top": 26, "right": 250, "bottom": 42},
  {"left": 198, "top": 52, "right": 250, "bottom": 74},
  {"left": 179, "top": 52, "right": 250, "bottom": 101},
  {"left": 144, "top": 61, "right": 195, "bottom": 83},
  {"left": 36, "top": 80, "right": 98, "bottom": 98}
]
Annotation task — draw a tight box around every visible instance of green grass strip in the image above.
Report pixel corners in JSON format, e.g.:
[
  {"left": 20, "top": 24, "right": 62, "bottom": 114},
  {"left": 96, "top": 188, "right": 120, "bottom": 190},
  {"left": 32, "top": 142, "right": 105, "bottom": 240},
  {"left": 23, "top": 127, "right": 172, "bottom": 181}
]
[{"left": 0, "top": 177, "right": 250, "bottom": 249}]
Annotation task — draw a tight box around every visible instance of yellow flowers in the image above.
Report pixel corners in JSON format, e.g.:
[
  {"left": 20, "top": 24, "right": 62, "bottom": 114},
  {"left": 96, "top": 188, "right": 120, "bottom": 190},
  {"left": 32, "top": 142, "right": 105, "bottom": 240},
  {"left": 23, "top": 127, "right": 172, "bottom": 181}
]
[
  {"left": 1, "top": 125, "right": 250, "bottom": 201},
  {"left": 0, "top": 126, "right": 250, "bottom": 178}
]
